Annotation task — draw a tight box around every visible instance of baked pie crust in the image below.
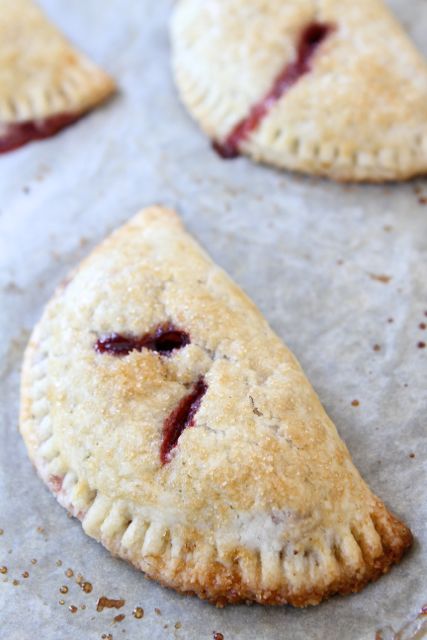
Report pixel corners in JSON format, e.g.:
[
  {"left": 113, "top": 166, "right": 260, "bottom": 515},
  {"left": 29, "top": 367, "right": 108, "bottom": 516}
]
[
  {"left": 20, "top": 207, "right": 412, "bottom": 606},
  {"left": 171, "top": 0, "right": 427, "bottom": 182},
  {"left": 0, "top": 0, "right": 115, "bottom": 153}
]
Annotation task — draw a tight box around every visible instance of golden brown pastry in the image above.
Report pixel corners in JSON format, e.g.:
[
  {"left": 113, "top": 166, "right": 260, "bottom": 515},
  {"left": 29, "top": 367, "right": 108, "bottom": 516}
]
[
  {"left": 0, "top": 0, "right": 115, "bottom": 153},
  {"left": 171, "top": 0, "right": 427, "bottom": 182},
  {"left": 20, "top": 207, "right": 412, "bottom": 606}
]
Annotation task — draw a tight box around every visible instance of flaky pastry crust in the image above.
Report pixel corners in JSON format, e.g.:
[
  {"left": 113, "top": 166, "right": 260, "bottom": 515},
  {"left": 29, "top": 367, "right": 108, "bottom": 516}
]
[
  {"left": 20, "top": 207, "right": 412, "bottom": 606},
  {"left": 171, "top": 0, "right": 427, "bottom": 182}
]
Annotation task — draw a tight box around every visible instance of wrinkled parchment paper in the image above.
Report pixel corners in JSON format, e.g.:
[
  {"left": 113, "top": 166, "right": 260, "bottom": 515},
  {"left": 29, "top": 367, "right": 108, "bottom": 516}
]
[{"left": 0, "top": 1, "right": 426, "bottom": 638}]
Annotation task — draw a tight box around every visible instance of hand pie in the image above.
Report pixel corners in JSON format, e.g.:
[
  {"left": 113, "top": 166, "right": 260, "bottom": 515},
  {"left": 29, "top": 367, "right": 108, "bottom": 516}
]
[
  {"left": 171, "top": 0, "right": 427, "bottom": 182},
  {"left": 20, "top": 207, "right": 412, "bottom": 606},
  {"left": 0, "top": 0, "right": 115, "bottom": 153}
]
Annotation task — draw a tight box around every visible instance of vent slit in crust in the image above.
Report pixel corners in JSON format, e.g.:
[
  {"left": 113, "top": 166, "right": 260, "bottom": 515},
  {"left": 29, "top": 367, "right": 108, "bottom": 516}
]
[
  {"left": 160, "top": 377, "right": 207, "bottom": 464},
  {"left": 213, "top": 22, "right": 334, "bottom": 158},
  {"left": 95, "top": 324, "right": 190, "bottom": 357}
]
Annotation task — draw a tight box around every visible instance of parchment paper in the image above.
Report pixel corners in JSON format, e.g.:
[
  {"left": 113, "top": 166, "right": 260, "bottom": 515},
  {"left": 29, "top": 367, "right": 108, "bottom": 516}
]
[{"left": 0, "top": 1, "right": 426, "bottom": 638}]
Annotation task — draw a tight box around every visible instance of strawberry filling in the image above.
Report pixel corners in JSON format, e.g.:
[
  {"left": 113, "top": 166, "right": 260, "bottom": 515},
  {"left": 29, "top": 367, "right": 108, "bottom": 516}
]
[
  {"left": 95, "top": 324, "right": 190, "bottom": 356},
  {"left": 160, "top": 377, "right": 207, "bottom": 464},
  {"left": 0, "top": 113, "right": 83, "bottom": 154},
  {"left": 213, "top": 22, "right": 334, "bottom": 158}
]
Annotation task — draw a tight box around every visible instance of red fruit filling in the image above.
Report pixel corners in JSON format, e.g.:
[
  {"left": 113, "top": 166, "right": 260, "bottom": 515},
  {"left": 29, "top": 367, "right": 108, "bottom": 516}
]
[
  {"left": 213, "top": 22, "right": 334, "bottom": 158},
  {"left": 95, "top": 324, "right": 190, "bottom": 357},
  {"left": 0, "top": 113, "right": 83, "bottom": 154},
  {"left": 160, "top": 377, "right": 207, "bottom": 464}
]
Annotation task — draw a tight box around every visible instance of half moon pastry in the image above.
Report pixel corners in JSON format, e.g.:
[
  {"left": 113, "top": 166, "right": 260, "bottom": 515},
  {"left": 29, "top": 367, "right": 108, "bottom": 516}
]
[
  {"left": 20, "top": 207, "right": 412, "bottom": 606},
  {"left": 171, "top": 0, "right": 427, "bottom": 182},
  {"left": 0, "top": 0, "right": 115, "bottom": 153}
]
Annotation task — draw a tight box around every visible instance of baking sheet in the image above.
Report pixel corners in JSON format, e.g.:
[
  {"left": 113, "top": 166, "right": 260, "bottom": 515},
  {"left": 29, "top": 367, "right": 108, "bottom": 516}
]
[{"left": 0, "top": 1, "right": 426, "bottom": 638}]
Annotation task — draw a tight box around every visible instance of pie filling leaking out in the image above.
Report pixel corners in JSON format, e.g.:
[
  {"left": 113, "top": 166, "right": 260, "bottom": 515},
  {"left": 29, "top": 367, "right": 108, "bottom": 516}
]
[
  {"left": 212, "top": 22, "right": 334, "bottom": 159},
  {"left": 160, "top": 377, "right": 208, "bottom": 464},
  {"left": 95, "top": 324, "right": 190, "bottom": 357},
  {"left": 95, "top": 323, "right": 202, "bottom": 464},
  {"left": 0, "top": 113, "right": 83, "bottom": 154}
]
